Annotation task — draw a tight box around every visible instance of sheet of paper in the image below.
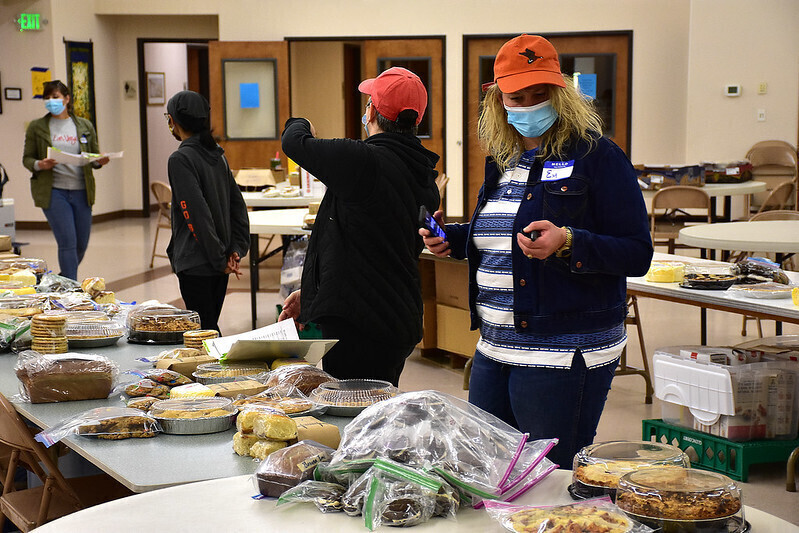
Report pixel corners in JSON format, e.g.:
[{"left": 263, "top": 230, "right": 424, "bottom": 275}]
[
  {"left": 203, "top": 319, "right": 299, "bottom": 359},
  {"left": 47, "top": 147, "right": 124, "bottom": 166}
]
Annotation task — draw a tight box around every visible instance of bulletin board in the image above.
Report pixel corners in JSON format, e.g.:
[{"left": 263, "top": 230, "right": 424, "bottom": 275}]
[{"left": 222, "top": 59, "right": 278, "bottom": 140}]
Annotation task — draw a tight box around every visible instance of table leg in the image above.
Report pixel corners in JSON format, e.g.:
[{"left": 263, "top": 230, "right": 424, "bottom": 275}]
[
  {"left": 723, "top": 195, "right": 732, "bottom": 221},
  {"left": 700, "top": 307, "right": 707, "bottom": 345},
  {"left": 250, "top": 234, "right": 259, "bottom": 330},
  {"left": 777, "top": 321, "right": 783, "bottom": 335},
  {"left": 710, "top": 197, "right": 718, "bottom": 222}
]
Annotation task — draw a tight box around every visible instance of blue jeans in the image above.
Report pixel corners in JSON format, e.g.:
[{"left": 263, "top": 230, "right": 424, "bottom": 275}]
[
  {"left": 468, "top": 349, "right": 618, "bottom": 468},
  {"left": 42, "top": 188, "right": 92, "bottom": 280}
]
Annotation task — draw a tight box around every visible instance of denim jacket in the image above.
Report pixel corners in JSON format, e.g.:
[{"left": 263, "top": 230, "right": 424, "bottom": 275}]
[{"left": 446, "top": 135, "right": 653, "bottom": 336}]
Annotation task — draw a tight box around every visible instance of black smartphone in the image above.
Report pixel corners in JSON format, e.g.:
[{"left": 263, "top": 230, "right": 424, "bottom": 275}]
[{"left": 418, "top": 206, "right": 447, "bottom": 240}]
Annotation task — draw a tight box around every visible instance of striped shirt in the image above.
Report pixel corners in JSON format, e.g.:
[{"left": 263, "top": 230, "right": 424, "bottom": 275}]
[{"left": 473, "top": 150, "right": 625, "bottom": 368}]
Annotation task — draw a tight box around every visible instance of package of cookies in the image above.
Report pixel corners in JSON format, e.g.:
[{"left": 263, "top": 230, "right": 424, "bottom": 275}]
[
  {"left": 124, "top": 378, "right": 171, "bottom": 399},
  {"left": 34, "top": 407, "right": 161, "bottom": 447},
  {"left": 275, "top": 480, "right": 346, "bottom": 513},
  {"left": 484, "top": 498, "right": 648, "bottom": 533},
  {"left": 126, "top": 302, "right": 201, "bottom": 344},
  {"left": 615, "top": 468, "right": 744, "bottom": 532},
  {"left": 141, "top": 368, "right": 193, "bottom": 387},
  {"left": 571, "top": 440, "right": 690, "bottom": 499}
]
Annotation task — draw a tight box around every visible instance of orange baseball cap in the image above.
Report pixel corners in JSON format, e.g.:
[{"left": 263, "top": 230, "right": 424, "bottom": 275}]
[
  {"left": 493, "top": 34, "right": 566, "bottom": 93},
  {"left": 358, "top": 67, "right": 427, "bottom": 125}
]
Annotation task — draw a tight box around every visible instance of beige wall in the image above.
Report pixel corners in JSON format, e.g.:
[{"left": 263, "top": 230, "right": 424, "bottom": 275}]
[{"left": 0, "top": 0, "right": 796, "bottom": 221}]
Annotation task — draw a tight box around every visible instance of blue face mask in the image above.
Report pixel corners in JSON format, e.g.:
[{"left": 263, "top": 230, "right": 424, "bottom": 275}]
[
  {"left": 45, "top": 98, "right": 65, "bottom": 116},
  {"left": 361, "top": 112, "right": 369, "bottom": 135},
  {"left": 504, "top": 100, "right": 558, "bottom": 138}
]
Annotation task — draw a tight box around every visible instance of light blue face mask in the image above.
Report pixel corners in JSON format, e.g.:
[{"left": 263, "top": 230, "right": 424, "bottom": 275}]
[
  {"left": 361, "top": 112, "right": 369, "bottom": 135},
  {"left": 45, "top": 98, "right": 65, "bottom": 116},
  {"left": 504, "top": 100, "right": 558, "bottom": 138}
]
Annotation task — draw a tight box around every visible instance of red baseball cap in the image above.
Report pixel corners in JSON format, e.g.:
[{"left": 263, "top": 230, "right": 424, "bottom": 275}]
[
  {"left": 358, "top": 67, "right": 427, "bottom": 125},
  {"left": 493, "top": 34, "right": 566, "bottom": 93}
]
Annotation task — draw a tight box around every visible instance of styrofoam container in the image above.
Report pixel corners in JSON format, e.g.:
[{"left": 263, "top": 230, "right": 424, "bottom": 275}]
[{"left": 653, "top": 346, "right": 799, "bottom": 441}]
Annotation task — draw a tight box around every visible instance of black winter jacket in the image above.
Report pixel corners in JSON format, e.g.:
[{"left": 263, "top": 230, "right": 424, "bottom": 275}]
[
  {"left": 281, "top": 118, "right": 440, "bottom": 346},
  {"left": 166, "top": 136, "right": 250, "bottom": 276}
]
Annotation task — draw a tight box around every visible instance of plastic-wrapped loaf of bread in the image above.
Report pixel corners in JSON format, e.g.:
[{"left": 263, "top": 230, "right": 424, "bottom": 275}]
[
  {"left": 34, "top": 407, "right": 161, "bottom": 447},
  {"left": 15, "top": 351, "right": 118, "bottom": 403},
  {"left": 255, "top": 440, "right": 336, "bottom": 497},
  {"left": 264, "top": 364, "right": 337, "bottom": 395}
]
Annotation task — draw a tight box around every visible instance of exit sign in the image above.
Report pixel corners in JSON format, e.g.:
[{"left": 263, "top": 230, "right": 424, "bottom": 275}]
[{"left": 16, "top": 13, "right": 42, "bottom": 32}]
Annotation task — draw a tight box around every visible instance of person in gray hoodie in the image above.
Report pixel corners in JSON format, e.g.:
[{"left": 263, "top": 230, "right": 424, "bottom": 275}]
[{"left": 165, "top": 90, "right": 249, "bottom": 333}]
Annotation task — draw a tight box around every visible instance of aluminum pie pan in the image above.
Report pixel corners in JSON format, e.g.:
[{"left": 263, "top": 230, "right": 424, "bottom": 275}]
[
  {"left": 151, "top": 413, "right": 236, "bottom": 435},
  {"left": 68, "top": 335, "right": 124, "bottom": 348}
]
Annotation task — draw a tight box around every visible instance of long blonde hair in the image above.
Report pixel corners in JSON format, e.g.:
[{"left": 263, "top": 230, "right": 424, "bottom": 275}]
[{"left": 477, "top": 76, "right": 603, "bottom": 172}]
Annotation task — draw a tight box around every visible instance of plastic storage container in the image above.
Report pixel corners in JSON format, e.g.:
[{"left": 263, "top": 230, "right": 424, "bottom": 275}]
[
  {"left": 615, "top": 467, "right": 746, "bottom": 532},
  {"left": 127, "top": 305, "right": 201, "bottom": 344},
  {"left": 680, "top": 264, "right": 737, "bottom": 290},
  {"left": 192, "top": 362, "right": 268, "bottom": 384},
  {"left": 150, "top": 397, "right": 236, "bottom": 434},
  {"left": 308, "top": 379, "right": 397, "bottom": 415},
  {"left": 653, "top": 346, "right": 799, "bottom": 441},
  {"left": 571, "top": 440, "right": 690, "bottom": 499},
  {"left": 645, "top": 260, "right": 687, "bottom": 283}
]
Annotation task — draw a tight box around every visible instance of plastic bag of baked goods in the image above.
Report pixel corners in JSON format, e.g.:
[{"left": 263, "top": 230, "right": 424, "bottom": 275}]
[
  {"left": 126, "top": 368, "right": 193, "bottom": 387},
  {"left": 34, "top": 406, "right": 161, "bottom": 447},
  {"left": 263, "top": 364, "right": 337, "bottom": 396},
  {"left": 14, "top": 350, "right": 119, "bottom": 403},
  {"left": 329, "top": 390, "right": 528, "bottom": 501},
  {"left": 136, "top": 347, "right": 204, "bottom": 365},
  {"left": 233, "top": 383, "right": 324, "bottom": 417},
  {"left": 36, "top": 272, "right": 81, "bottom": 293},
  {"left": 254, "top": 440, "right": 335, "bottom": 497},
  {"left": 484, "top": 497, "right": 654, "bottom": 533},
  {"left": 732, "top": 256, "right": 790, "bottom": 284},
  {"left": 0, "top": 315, "right": 29, "bottom": 352},
  {"left": 275, "top": 480, "right": 346, "bottom": 512},
  {"left": 123, "top": 378, "right": 171, "bottom": 399}
]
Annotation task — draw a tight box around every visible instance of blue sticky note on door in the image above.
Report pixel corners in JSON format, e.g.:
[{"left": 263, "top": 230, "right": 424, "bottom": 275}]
[
  {"left": 239, "top": 83, "right": 259, "bottom": 108},
  {"left": 577, "top": 74, "right": 597, "bottom": 100}
]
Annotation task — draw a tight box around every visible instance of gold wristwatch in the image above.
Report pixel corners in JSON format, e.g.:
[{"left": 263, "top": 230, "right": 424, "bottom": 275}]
[{"left": 555, "top": 226, "right": 573, "bottom": 257}]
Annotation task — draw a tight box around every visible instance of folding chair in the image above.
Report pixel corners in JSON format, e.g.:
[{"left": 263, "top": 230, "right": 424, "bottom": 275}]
[
  {"left": 149, "top": 181, "right": 172, "bottom": 268},
  {"left": 0, "top": 393, "right": 132, "bottom": 531}
]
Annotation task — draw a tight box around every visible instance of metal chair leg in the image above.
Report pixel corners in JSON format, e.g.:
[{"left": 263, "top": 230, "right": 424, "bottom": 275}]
[
  {"left": 788, "top": 445, "right": 799, "bottom": 492},
  {"left": 616, "top": 294, "right": 654, "bottom": 404}
]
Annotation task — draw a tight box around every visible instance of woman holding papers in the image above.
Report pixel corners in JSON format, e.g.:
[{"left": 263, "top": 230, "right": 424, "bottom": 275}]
[{"left": 22, "top": 80, "right": 110, "bottom": 280}]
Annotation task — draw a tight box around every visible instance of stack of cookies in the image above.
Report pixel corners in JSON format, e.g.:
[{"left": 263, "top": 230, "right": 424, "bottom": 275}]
[
  {"left": 183, "top": 329, "right": 219, "bottom": 352},
  {"left": 31, "top": 313, "right": 68, "bottom": 354}
]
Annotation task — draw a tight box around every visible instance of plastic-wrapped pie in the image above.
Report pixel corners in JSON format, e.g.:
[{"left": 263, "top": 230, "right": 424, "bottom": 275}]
[
  {"left": 309, "top": 379, "right": 397, "bottom": 415},
  {"left": 571, "top": 440, "right": 690, "bottom": 499},
  {"left": 491, "top": 501, "right": 633, "bottom": 533},
  {"left": 150, "top": 397, "right": 236, "bottom": 434},
  {"left": 192, "top": 362, "right": 267, "bottom": 384},
  {"left": 615, "top": 468, "right": 744, "bottom": 530},
  {"left": 127, "top": 303, "right": 201, "bottom": 344},
  {"left": 680, "top": 265, "right": 737, "bottom": 290}
]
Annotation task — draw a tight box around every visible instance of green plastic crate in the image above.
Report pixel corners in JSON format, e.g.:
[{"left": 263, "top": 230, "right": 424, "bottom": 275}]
[{"left": 642, "top": 419, "right": 799, "bottom": 481}]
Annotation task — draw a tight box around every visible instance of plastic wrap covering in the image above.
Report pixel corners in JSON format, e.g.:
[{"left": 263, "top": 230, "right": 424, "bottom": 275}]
[
  {"left": 276, "top": 480, "right": 346, "bottom": 513},
  {"left": 126, "top": 301, "right": 200, "bottom": 344},
  {"left": 150, "top": 397, "right": 237, "bottom": 435},
  {"left": 615, "top": 468, "right": 745, "bottom": 531},
  {"left": 34, "top": 407, "right": 160, "bottom": 447},
  {"left": 732, "top": 256, "right": 791, "bottom": 284},
  {"left": 263, "top": 364, "right": 337, "bottom": 395},
  {"left": 193, "top": 361, "right": 268, "bottom": 385},
  {"left": 680, "top": 264, "right": 737, "bottom": 290},
  {"left": 329, "top": 390, "right": 529, "bottom": 500},
  {"left": 280, "top": 236, "right": 307, "bottom": 299},
  {"left": 484, "top": 497, "right": 655, "bottom": 533},
  {"left": 0, "top": 315, "right": 30, "bottom": 352},
  {"left": 135, "top": 347, "right": 204, "bottom": 365},
  {"left": 36, "top": 272, "right": 81, "bottom": 293},
  {"left": 46, "top": 292, "right": 99, "bottom": 311},
  {"left": 124, "top": 378, "right": 170, "bottom": 399},
  {"left": 309, "top": 379, "right": 398, "bottom": 416},
  {"left": 728, "top": 281, "right": 795, "bottom": 299},
  {"left": 0, "top": 257, "right": 47, "bottom": 276},
  {"left": 135, "top": 368, "right": 193, "bottom": 387},
  {"left": 233, "top": 383, "right": 323, "bottom": 417},
  {"left": 254, "top": 440, "right": 335, "bottom": 497},
  {"left": 14, "top": 350, "right": 119, "bottom": 403}
]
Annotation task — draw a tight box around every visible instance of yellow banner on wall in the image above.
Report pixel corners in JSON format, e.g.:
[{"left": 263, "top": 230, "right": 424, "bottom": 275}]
[{"left": 31, "top": 67, "right": 51, "bottom": 99}]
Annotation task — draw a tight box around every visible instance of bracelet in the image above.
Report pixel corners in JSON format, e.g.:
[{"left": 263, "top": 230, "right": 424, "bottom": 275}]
[{"left": 555, "top": 226, "right": 572, "bottom": 257}]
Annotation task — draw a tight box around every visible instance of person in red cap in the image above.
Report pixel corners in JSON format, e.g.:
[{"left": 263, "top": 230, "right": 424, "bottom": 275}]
[
  {"left": 279, "top": 67, "right": 440, "bottom": 386},
  {"left": 421, "top": 35, "right": 652, "bottom": 467}
]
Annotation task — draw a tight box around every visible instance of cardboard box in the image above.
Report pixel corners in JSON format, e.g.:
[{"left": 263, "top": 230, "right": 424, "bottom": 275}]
[
  {"left": 208, "top": 379, "right": 268, "bottom": 398},
  {"left": 436, "top": 304, "right": 479, "bottom": 358},
  {"left": 0, "top": 199, "right": 15, "bottom": 240},
  {"left": 155, "top": 354, "right": 215, "bottom": 378},
  {"left": 0, "top": 235, "right": 11, "bottom": 252},
  {"left": 291, "top": 416, "right": 341, "bottom": 449},
  {"left": 435, "top": 260, "right": 470, "bottom": 309}
]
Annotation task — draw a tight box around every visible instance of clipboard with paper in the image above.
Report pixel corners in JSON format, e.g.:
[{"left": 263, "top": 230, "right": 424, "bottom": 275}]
[{"left": 202, "top": 319, "right": 337, "bottom": 364}]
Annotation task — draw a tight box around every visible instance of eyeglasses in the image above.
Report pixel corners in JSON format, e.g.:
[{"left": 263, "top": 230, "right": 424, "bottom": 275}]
[
  {"left": 366, "top": 98, "right": 372, "bottom": 108},
  {"left": 164, "top": 113, "right": 170, "bottom": 122}
]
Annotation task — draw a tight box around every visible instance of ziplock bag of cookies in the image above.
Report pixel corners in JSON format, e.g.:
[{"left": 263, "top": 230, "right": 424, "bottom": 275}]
[
  {"left": 275, "top": 480, "right": 346, "bottom": 513},
  {"left": 34, "top": 406, "right": 161, "bottom": 447},
  {"left": 484, "top": 497, "right": 654, "bottom": 533}
]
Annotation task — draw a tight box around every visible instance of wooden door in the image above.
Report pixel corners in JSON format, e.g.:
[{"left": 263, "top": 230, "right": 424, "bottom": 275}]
[
  {"left": 362, "top": 38, "right": 445, "bottom": 181},
  {"left": 208, "top": 41, "right": 290, "bottom": 171},
  {"left": 464, "top": 32, "right": 632, "bottom": 217}
]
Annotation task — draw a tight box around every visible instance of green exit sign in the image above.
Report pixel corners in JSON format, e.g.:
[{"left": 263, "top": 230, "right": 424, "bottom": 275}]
[{"left": 17, "top": 13, "right": 42, "bottom": 32}]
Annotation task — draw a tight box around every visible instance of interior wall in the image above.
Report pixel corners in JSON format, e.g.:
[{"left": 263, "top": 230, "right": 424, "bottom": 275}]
[
  {"left": 290, "top": 41, "right": 346, "bottom": 140},
  {"left": 144, "top": 42, "right": 188, "bottom": 184}
]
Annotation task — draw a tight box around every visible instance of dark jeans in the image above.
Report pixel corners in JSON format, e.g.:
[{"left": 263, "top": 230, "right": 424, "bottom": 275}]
[
  {"left": 176, "top": 272, "right": 229, "bottom": 333},
  {"left": 42, "top": 188, "right": 92, "bottom": 280},
  {"left": 319, "top": 317, "right": 414, "bottom": 387},
  {"left": 468, "top": 348, "right": 618, "bottom": 468}
]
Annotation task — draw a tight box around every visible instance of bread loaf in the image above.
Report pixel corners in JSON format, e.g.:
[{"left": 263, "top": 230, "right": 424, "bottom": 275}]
[
  {"left": 255, "top": 440, "right": 334, "bottom": 497},
  {"left": 16, "top": 354, "right": 116, "bottom": 403}
]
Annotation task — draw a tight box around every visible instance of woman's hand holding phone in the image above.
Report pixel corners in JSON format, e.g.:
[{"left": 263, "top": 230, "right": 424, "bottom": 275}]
[{"left": 418, "top": 208, "right": 451, "bottom": 258}]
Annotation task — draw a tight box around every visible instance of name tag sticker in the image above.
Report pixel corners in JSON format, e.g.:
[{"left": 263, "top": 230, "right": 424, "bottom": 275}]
[
  {"left": 541, "top": 160, "right": 574, "bottom": 181},
  {"left": 80, "top": 135, "right": 88, "bottom": 144}
]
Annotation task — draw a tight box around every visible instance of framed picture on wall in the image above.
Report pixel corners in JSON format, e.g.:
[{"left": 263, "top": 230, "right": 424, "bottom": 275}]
[
  {"left": 146, "top": 72, "right": 165, "bottom": 105},
  {"left": 65, "top": 40, "right": 97, "bottom": 126},
  {"left": 4, "top": 88, "right": 21, "bottom": 100}
]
